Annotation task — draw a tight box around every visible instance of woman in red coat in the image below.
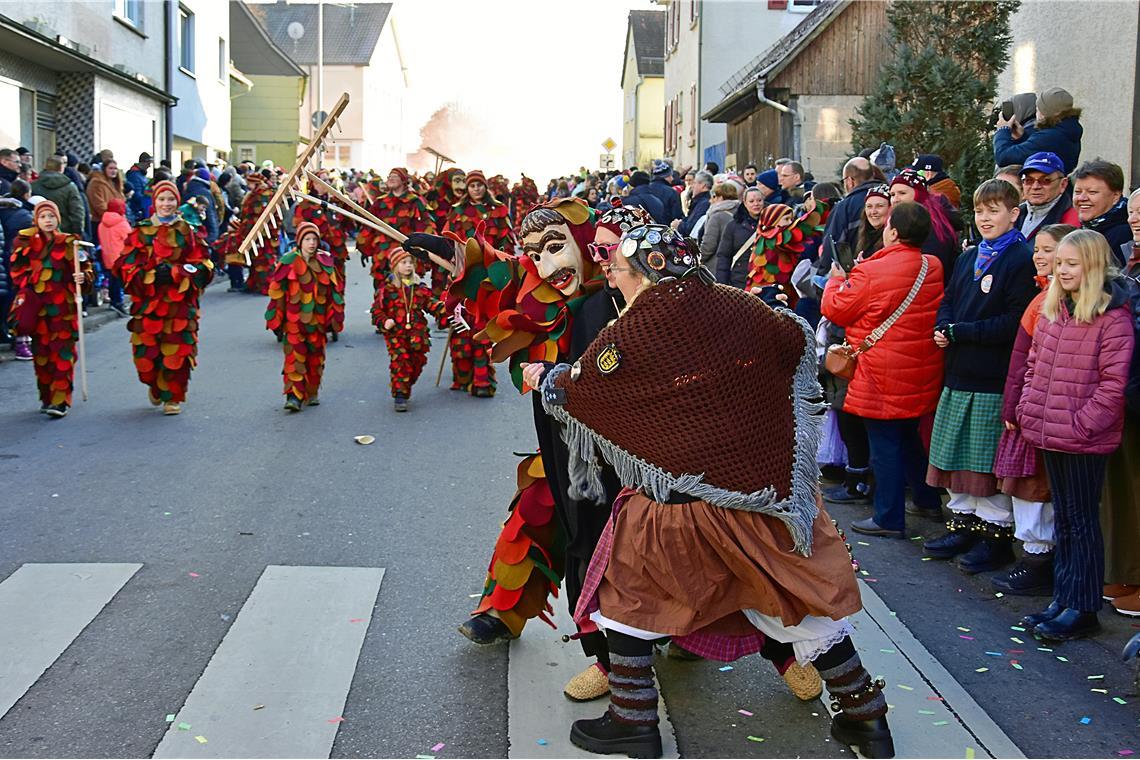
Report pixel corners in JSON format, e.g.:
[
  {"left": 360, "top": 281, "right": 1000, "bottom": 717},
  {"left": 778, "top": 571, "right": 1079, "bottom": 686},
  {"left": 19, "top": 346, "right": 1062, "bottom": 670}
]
[{"left": 822, "top": 202, "right": 945, "bottom": 538}]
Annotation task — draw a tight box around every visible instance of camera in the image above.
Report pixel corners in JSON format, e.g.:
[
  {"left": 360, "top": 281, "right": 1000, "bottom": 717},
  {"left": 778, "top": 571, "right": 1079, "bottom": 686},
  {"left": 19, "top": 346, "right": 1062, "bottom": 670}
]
[{"left": 989, "top": 92, "right": 1038, "bottom": 129}]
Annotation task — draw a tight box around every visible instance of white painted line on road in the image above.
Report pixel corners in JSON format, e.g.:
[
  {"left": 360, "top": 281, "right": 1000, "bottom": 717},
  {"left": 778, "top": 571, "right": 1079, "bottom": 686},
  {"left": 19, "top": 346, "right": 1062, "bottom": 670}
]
[
  {"left": 153, "top": 565, "right": 385, "bottom": 759},
  {"left": 0, "top": 562, "right": 142, "bottom": 719},
  {"left": 840, "top": 581, "right": 1025, "bottom": 759},
  {"left": 507, "top": 593, "right": 679, "bottom": 759}
]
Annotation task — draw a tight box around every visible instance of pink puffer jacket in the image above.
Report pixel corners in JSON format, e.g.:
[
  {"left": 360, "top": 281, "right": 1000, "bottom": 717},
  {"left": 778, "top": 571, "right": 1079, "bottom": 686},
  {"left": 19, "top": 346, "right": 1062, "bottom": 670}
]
[{"left": 1016, "top": 291, "right": 1134, "bottom": 455}]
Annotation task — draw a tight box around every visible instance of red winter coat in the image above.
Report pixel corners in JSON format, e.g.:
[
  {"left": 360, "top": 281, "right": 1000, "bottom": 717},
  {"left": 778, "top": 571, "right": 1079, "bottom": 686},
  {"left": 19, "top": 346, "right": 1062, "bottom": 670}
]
[
  {"left": 1016, "top": 292, "right": 1134, "bottom": 455},
  {"left": 821, "top": 242, "right": 945, "bottom": 420}
]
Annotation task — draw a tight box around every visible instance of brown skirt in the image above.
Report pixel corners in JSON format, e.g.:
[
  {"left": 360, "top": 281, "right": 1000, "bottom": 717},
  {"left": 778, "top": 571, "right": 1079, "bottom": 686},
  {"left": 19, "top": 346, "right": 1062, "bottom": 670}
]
[{"left": 596, "top": 494, "right": 861, "bottom": 638}]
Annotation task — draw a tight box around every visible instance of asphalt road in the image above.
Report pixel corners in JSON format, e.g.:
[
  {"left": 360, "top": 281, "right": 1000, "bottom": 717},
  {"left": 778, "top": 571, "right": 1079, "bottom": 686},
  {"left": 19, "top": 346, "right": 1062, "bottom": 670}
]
[{"left": 0, "top": 255, "right": 1136, "bottom": 758}]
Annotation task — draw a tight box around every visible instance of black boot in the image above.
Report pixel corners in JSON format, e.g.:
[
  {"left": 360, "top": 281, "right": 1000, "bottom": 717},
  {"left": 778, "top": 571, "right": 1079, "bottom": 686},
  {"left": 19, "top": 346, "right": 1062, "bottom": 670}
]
[
  {"left": 822, "top": 467, "right": 872, "bottom": 504},
  {"left": 1033, "top": 608, "right": 1100, "bottom": 642},
  {"left": 923, "top": 514, "right": 980, "bottom": 559},
  {"left": 457, "top": 613, "right": 516, "bottom": 645},
  {"left": 991, "top": 552, "right": 1054, "bottom": 595},
  {"left": 816, "top": 640, "right": 894, "bottom": 759},
  {"left": 957, "top": 523, "right": 1015, "bottom": 574},
  {"left": 570, "top": 648, "right": 662, "bottom": 758}
]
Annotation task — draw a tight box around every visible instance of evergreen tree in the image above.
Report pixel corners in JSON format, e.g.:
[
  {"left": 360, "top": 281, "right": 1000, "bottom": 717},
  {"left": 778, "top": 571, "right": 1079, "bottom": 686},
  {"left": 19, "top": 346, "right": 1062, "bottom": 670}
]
[{"left": 850, "top": 0, "right": 1021, "bottom": 197}]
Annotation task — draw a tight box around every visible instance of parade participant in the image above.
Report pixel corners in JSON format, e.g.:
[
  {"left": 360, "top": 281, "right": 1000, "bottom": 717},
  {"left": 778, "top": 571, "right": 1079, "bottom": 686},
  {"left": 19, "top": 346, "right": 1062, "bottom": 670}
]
[
  {"left": 425, "top": 167, "right": 465, "bottom": 236},
  {"left": 512, "top": 174, "right": 540, "bottom": 235},
  {"left": 744, "top": 197, "right": 829, "bottom": 309},
  {"left": 7, "top": 200, "right": 92, "bottom": 417},
  {"left": 529, "top": 230, "right": 891, "bottom": 759},
  {"left": 292, "top": 170, "right": 351, "bottom": 292},
  {"left": 265, "top": 221, "right": 342, "bottom": 412},
  {"left": 442, "top": 169, "right": 515, "bottom": 397},
  {"left": 370, "top": 246, "right": 446, "bottom": 412},
  {"left": 114, "top": 180, "right": 214, "bottom": 416},
  {"left": 357, "top": 167, "right": 436, "bottom": 297},
  {"left": 234, "top": 170, "right": 277, "bottom": 295}
]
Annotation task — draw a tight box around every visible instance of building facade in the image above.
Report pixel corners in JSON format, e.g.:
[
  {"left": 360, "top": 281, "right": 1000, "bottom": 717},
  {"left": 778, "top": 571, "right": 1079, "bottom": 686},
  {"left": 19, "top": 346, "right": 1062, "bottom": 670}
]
[
  {"left": 0, "top": 0, "right": 171, "bottom": 167},
  {"left": 170, "top": 0, "right": 232, "bottom": 166},
  {"left": 621, "top": 10, "right": 665, "bottom": 170}
]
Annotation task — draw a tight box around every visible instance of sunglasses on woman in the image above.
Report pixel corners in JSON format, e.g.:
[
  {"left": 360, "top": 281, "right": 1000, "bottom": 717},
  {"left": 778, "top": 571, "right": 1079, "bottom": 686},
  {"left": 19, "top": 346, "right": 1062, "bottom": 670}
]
[{"left": 587, "top": 240, "right": 621, "bottom": 263}]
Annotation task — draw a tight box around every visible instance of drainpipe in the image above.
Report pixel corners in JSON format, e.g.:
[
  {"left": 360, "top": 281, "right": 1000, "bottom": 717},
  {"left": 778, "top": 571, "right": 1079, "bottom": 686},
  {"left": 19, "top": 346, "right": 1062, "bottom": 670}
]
[
  {"left": 756, "top": 78, "right": 802, "bottom": 163},
  {"left": 164, "top": 0, "right": 175, "bottom": 165}
]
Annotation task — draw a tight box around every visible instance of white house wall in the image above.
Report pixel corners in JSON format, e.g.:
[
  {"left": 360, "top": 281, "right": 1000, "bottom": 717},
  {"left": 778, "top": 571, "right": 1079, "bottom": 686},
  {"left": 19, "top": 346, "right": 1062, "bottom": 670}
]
[
  {"left": 996, "top": 0, "right": 1139, "bottom": 181},
  {"left": 95, "top": 75, "right": 164, "bottom": 163},
  {"left": 171, "top": 0, "right": 231, "bottom": 156},
  {"left": 362, "top": 21, "right": 406, "bottom": 171}
]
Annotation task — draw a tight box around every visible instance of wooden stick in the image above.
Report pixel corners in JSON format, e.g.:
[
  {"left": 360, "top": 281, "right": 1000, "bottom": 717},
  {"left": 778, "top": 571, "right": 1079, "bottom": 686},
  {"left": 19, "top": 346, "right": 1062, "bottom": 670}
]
[
  {"left": 239, "top": 92, "right": 351, "bottom": 263},
  {"left": 72, "top": 240, "right": 95, "bottom": 402},
  {"left": 435, "top": 326, "right": 453, "bottom": 387}
]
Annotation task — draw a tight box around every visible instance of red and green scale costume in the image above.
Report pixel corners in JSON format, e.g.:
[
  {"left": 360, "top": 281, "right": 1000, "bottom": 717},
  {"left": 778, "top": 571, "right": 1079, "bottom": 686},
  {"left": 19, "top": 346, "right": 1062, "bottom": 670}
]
[
  {"left": 424, "top": 168, "right": 466, "bottom": 296},
  {"left": 265, "top": 248, "right": 344, "bottom": 402},
  {"left": 511, "top": 176, "right": 539, "bottom": 236},
  {"left": 291, "top": 198, "right": 352, "bottom": 297},
  {"left": 744, "top": 200, "right": 831, "bottom": 309},
  {"left": 370, "top": 272, "right": 447, "bottom": 399},
  {"left": 115, "top": 217, "right": 215, "bottom": 403},
  {"left": 443, "top": 195, "right": 515, "bottom": 396},
  {"left": 447, "top": 199, "right": 605, "bottom": 636},
  {"left": 235, "top": 178, "right": 277, "bottom": 295},
  {"left": 357, "top": 189, "right": 437, "bottom": 287},
  {"left": 8, "top": 229, "right": 93, "bottom": 407}
]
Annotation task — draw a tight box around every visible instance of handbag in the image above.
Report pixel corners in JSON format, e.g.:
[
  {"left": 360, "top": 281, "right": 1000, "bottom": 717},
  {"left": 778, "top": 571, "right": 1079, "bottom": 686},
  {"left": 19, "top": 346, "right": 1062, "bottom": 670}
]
[{"left": 824, "top": 256, "right": 929, "bottom": 381}]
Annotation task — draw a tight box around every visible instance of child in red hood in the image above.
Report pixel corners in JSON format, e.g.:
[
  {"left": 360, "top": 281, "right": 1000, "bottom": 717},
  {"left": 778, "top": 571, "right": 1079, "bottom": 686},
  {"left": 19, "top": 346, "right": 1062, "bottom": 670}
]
[{"left": 97, "top": 197, "right": 131, "bottom": 315}]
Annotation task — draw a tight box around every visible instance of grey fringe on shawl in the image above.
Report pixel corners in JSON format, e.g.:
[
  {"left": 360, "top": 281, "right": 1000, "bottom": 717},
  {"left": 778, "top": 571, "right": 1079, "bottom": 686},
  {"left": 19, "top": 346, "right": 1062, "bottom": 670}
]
[{"left": 541, "top": 306, "right": 825, "bottom": 556}]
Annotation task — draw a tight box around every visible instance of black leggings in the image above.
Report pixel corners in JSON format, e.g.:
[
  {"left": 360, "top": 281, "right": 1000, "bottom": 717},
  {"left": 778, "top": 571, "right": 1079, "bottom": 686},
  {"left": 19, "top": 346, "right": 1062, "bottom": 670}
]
[
  {"left": 836, "top": 410, "right": 870, "bottom": 470},
  {"left": 606, "top": 630, "right": 797, "bottom": 672}
]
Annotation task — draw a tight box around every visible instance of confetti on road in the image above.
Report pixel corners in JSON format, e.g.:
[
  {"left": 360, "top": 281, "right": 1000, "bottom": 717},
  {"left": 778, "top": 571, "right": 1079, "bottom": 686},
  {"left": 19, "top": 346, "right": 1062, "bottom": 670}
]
[
  {"left": 165, "top": 714, "right": 175, "bottom": 722},
  {"left": 348, "top": 618, "right": 366, "bottom": 623},
  {"left": 957, "top": 626, "right": 971, "bottom": 632},
  {"left": 1114, "top": 697, "right": 1128, "bottom": 705},
  {"left": 747, "top": 736, "right": 765, "bottom": 743},
  {"left": 719, "top": 666, "right": 733, "bottom": 672},
  {"left": 959, "top": 635, "right": 975, "bottom": 640},
  {"left": 857, "top": 541, "right": 870, "bottom": 546},
  {"left": 177, "top": 722, "right": 191, "bottom": 731},
  {"left": 897, "top": 684, "right": 914, "bottom": 691},
  {"left": 188, "top": 572, "right": 200, "bottom": 578},
  {"left": 1080, "top": 716, "right": 1091, "bottom": 725},
  {"left": 932, "top": 721, "right": 949, "bottom": 726},
  {"left": 1088, "top": 674, "right": 1105, "bottom": 680},
  {"left": 353, "top": 435, "right": 376, "bottom": 445},
  {"left": 431, "top": 743, "right": 446, "bottom": 752},
  {"left": 1037, "top": 647, "right": 1053, "bottom": 652},
  {"left": 194, "top": 736, "right": 208, "bottom": 744},
  {"left": 921, "top": 557, "right": 933, "bottom": 561},
  {"left": 918, "top": 709, "right": 936, "bottom": 715},
  {"left": 253, "top": 704, "right": 265, "bottom": 710},
  {"left": 1119, "top": 750, "right": 1134, "bottom": 756},
  {"left": 985, "top": 651, "right": 1003, "bottom": 657},
  {"left": 1011, "top": 661, "right": 1023, "bottom": 671},
  {"left": 966, "top": 748, "right": 976, "bottom": 759},
  {"left": 975, "top": 667, "right": 989, "bottom": 673},
  {"left": 1010, "top": 626, "right": 1026, "bottom": 632},
  {"left": 327, "top": 717, "right": 345, "bottom": 724},
  {"left": 536, "top": 739, "right": 548, "bottom": 746},
  {"left": 738, "top": 709, "right": 754, "bottom": 716},
  {"left": 1057, "top": 656, "right": 1069, "bottom": 662},
  {"left": 994, "top": 592, "right": 1004, "bottom": 598},
  {"left": 1010, "top": 637, "right": 1024, "bottom": 644},
  {"left": 1092, "top": 688, "right": 1109, "bottom": 694},
  {"left": 880, "top": 648, "right": 896, "bottom": 653}
]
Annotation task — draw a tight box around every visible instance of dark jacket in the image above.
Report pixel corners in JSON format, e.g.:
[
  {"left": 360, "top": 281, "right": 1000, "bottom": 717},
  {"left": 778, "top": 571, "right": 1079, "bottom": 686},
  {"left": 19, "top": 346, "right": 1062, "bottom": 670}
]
[
  {"left": 817, "top": 180, "right": 879, "bottom": 276},
  {"left": 624, "top": 186, "right": 666, "bottom": 224},
  {"left": 0, "top": 164, "right": 17, "bottom": 197},
  {"left": 647, "top": 177, "right": 683, "bottom": 223},
  {"left": 936, "top": 237, "right": 1038, "bottom": 394},
  {"left": 1017, "top": 194, "right": 1079, "bottom": 240},
  {"left": 677, "top": 190, "right": 710, "bottom": 238},
  {"left": 993, "top": 115, "right": 1083, "bottom": 174},
  {"left": 715, "top": 203, "right": 759, "bottom": 288},
  {"left": 0, "top": 198, "right": 32, "bottom": 302},
  {"left": 125, "top": 164, "right": 150, "bottom": 221},
  {"left": 30, "top": 171, "right": 86, "bottom": 235},
  {"left": 1083, "top": 197, "right": 1130, "bottom": 267},
  {"left": 183, "top": 176, "right": 220, "bottom": 242}
]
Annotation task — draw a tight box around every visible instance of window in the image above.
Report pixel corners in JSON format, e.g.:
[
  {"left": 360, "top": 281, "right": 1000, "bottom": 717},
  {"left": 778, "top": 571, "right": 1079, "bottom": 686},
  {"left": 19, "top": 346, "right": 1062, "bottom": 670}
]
[
  {"left": 689, "top": 0, "right": 698, "bottom": 25},
  {"left": 789, "top": 0, "right": 821, "bottom": 11},
  {"left": 218, "top": 38, "right": 226, "bottom": 81},
  {"left": 114, "top": 0, "right": 143, "bottom": 28},
  {"left": 322, "top": 143, "right": 351, "bottom": 167},
  {"left": 178, "top": 5, "right": 194, "bottom": 73},
  {"left": 238, "top": 145, "right": 256, "bottom": 163}
]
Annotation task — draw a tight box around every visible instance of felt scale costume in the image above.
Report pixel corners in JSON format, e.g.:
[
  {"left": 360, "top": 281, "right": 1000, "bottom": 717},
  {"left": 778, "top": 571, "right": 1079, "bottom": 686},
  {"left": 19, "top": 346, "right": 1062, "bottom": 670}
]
[
  {"left": 265, "top": 222, "right": 343, "bottom": 408},
  {"left": 511, "top": 175, "right": 540, "bottom": 236},
  {"left": 115, "top": 181, "right": 215, "bottom": 409},
  {"left": 744, "top": 200, "right": 829, "bottom": 309},
  {"left": 370, "top": 247, "right": 447, "bottom": 407},
  {"left": 442, "top": 170, "right": 516, "bottom": 397},
  {"left": 356, "top": 168, "right": 437, "bottom": 289},
  {"left": 234, "top": 173, "right": 278, "bottom": 295},
  {"left": 7, "top": 200, "right": 93, "bottom": 413},
  {"left": 425, "top": 168, "right": 467, "bottom": 297},
  {"left": 291, "top": 189, "right": 352, "bottom": 304}
]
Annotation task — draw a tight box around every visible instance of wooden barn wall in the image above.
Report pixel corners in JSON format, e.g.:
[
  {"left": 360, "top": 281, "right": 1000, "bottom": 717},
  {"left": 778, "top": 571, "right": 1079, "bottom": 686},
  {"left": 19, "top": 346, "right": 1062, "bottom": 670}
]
[
  {"left": 727, "top": 106, "right": 789, "bottom": 168},
  {"left": 770, "top": 1, "right": 889, "bottom": 96}
]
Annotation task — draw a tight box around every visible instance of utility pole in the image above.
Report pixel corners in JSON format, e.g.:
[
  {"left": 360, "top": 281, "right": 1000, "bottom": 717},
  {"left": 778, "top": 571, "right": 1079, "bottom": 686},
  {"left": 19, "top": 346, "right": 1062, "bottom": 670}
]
[{"left": 316, "top": 0, "right": 324, "bottom": 168}]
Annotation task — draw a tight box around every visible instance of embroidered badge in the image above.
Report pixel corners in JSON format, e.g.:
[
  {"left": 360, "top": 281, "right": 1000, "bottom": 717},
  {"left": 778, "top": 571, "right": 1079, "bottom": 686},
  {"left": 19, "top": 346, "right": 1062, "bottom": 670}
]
[
  {"left": 980, "top": 274, "right": 993, "bottom": 294},
  {"left": 647, "top": 252, "right": 667, "bottom": 271},
  {"left": 597, "top": 343, "right": 622, "bottom": 375}
]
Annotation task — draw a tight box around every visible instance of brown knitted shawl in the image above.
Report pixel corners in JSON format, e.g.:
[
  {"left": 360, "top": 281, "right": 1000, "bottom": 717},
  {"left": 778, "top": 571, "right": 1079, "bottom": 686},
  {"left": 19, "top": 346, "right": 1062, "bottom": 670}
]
[{"left": 542, "top": 280, "right": 825, "bottom": 555}]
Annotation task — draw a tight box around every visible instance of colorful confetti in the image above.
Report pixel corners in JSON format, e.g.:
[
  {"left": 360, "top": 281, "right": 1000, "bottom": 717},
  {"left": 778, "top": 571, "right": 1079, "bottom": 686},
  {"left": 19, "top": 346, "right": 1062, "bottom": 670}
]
[
  {"left": 536, "top": 739, "right": 548, "bottom": 746},
  {"left": 747, "top": 736, "right": 765, "bottom": 743},
  {"left": 1088, "top": 675, "right": 1105, "bottom": 680},
  {"left": 975, "top": 667, "right": 989, "bottom": 673},
  {"left": 1114, "top": 697, "right": 1128, "bottom": 705},
  {"left": 932, "top": 720, "right": 949, "bottom": 726},
  {"left": 1080, "top": 716, "right": 1091, "bottom": 725},
  {"left": 165, "top": 714, "right": 175, "bottom": 722},
  {"left": 959, "top": 635, "right": 975, "bottom": 640},
  {"left": 195, "top": 736, "right": 208, "bottom": 744},
  {"left": 431, "top": 743, "right": 446, "bottom": 752},
  {"left": 738, "top": 709, "right": 753, "bottom": 717},
  {"left": 897, "top": 684, "right": 915, "bottom": 691},
  {"left": 918, "top": 709, "right": 936, "bottom": 715},
  {"left": 327, "top": 717, "right": 345, "bottom": 724},
  {"left": 957, "top": 627, "right": 971, "bottom": 632},
  {"left": 994, "top": 592, "right": 1005, "bottom": 598},
  {"left": 1010, "top": 626, "right": 1026, "bottom": 632},
  {"left": 719, "top": 666, "right": 734, "bottom": 672},
  {"left": 177, "top": 722, "right": 191, "bottom": 731},
  {"left": 1010, "top": 637, "right": 1024, "bottom": 644},
  {"left": 1057, "top": 656, "right": 1069, "bottom": 662},
  {"left": 1092, "top": 688, "right": 1109, "bottom": 694},
  {"left": 966, "top": 748, "right": 976, "bottom": 759}
]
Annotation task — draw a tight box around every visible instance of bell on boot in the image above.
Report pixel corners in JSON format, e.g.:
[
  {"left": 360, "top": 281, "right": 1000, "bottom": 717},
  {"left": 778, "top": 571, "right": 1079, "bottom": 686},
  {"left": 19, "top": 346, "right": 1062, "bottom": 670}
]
[
  {"left": 957, "top": 525, "right": 1014, "bottom": 574},
  {"left": 923, "top": 515, "right": 980, "bottom": 559},
  {"left": 991, "top": 553, "right": 1054, "bottom": 595},
  {"left": 570, "top": 712, "right": 662, "bottom": 758},
  {"left": 831, "top": 713, "right": 895, "bottom": 759}
]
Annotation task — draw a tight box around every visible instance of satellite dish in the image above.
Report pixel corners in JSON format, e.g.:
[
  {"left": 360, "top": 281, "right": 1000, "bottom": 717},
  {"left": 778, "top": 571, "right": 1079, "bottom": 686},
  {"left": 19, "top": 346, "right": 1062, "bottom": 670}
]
[{"left": 287, "top": 22, "right": 305, "bottom": 40}]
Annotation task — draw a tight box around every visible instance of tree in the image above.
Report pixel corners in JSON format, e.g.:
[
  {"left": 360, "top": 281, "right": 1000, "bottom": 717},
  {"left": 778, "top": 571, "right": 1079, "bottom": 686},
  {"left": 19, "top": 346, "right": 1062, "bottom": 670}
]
[{"left": 850, "top": 0, "right": 1021, "bottom": 197}]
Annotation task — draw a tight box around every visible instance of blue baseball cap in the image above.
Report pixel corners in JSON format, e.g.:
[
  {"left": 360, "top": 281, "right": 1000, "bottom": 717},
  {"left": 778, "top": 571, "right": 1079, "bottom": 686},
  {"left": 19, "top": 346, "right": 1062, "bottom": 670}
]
[{"left": 1021, "top": 152, "right": 1065, "bottom": 176}]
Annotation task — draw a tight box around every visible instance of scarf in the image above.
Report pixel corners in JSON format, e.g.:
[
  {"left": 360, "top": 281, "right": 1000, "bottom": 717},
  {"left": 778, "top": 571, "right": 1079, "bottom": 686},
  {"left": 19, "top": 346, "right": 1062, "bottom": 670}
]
[
  {"left": 975, "top": 228, "right": 1025, "bottom": 281},
  {"left": 1085, "top": 197, "right": 1128, "bottom": 234},
  {"left": 1021, "top": 194, "right": 1064, "bottom": 239}
]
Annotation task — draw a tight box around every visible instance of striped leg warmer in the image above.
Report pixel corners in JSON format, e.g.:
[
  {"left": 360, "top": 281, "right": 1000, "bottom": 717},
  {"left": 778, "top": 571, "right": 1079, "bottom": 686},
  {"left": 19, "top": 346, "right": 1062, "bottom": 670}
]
[{"left": 607, "top": 653, "right": 659, "bottom": 726}]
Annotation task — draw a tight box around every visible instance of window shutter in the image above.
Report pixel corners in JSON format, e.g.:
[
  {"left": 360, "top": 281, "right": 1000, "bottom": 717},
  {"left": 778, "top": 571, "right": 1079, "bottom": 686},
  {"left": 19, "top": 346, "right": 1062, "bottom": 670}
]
[{"left": 768, "top": 0, "right": 788, "bottom": 9}]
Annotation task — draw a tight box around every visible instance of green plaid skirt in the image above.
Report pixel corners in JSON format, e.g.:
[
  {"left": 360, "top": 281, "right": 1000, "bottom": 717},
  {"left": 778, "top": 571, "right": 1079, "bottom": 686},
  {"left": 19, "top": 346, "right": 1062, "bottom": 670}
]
[{"left": 929, "top": 388, "right": 1004, "bottom": 474}]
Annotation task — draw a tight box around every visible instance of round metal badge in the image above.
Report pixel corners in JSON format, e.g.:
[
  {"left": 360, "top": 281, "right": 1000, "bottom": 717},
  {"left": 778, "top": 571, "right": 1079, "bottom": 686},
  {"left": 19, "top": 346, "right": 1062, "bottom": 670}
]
[
  {"left": 183, "top": 264, "right": 199, "bottom": 274},
  {"left": 647, "top": 252, "right": 667, "bottom": 271},
  {"left": 621, "top": 238, "right": 639, "bottom": 258},
  {"left": 646, "top": 229, "right": 662, "bottom": 244}
]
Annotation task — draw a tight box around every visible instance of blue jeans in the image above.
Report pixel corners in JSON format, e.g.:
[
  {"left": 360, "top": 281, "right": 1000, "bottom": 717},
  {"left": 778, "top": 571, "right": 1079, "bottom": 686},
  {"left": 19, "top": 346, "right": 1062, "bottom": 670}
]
[{"left": 865, "top": 417, "right": 941, "bottom": 531}]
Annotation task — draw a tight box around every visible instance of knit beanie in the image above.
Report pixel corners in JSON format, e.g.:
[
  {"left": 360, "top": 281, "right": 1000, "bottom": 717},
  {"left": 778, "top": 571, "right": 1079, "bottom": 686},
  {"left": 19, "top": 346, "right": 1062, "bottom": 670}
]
[
  {"left": 756, "top": 169, "right": 779, "bottom": 191},
  {"left": 388, "top": 246, "right": 411, "bottom": 267},
  {"left": 151, "top": 180, "right": 181, "bottom": 204},
  {"left": 295, "top": 221, "right": 321, "bottom": 248},
  {"left": 33, "top": 199, "right": 61, "bottom": 225}
]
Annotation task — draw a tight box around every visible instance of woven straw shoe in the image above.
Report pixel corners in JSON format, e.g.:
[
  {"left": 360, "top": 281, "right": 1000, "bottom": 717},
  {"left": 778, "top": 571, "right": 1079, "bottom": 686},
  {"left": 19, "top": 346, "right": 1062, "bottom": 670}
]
[
  {"left": 563, "top": 662, "right": 610, "bottom": 702},
  {"left": 783, "top": 661, "right": 823, "bottom": 701}
]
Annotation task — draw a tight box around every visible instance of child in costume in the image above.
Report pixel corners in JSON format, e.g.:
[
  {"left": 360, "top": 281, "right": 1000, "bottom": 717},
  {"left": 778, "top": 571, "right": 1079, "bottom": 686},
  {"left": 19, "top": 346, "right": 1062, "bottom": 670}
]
[
  {"left": 371, "top": 246, "right": 446, "bottom": 412},
  {"left": 7, "top": 200, "right": 93, "bottom": 417},
  {"left": 265, "top": 221, "right": 343, "bottom": 412},
  {"left": 357, "top": 167, "right": 436, "bottom": 299},
  {"left": 233, "top": 170, "right": 277, "bottom": 295},
  {"left": 114, "top": 180, "right": 215, "bottom": 416}
]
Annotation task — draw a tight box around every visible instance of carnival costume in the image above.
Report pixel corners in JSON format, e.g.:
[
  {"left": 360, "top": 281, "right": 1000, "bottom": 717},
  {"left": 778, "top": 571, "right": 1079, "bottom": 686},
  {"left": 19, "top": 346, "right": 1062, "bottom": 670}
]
[
  {"left": 7, "top": 200, "right": 93, "bottom": 415},
  {"left": 371, "top": 247, "right": 447, "bottom": 410},
  {"left": 442, "top": 170, "right": 515, "bottom": 397},
  {"left": 745, "top": 200, "right": 829, "bottom": 309},
  {"left": 265, "top": 221, "right": 343, "bottom": 410},
  {"left": 234, "top": 172, "right": 277, "bottom": 295},
  {"left": 115, "top": 180, "right": 215, "bottom": 413},
  {"left": 534, "top": 229, "right": 894, "bottom": 759},
  {"left": 357, "top": 168, "right": 436, "bottom": 289},
  {"left": 425, "top": 167, "right": 466, "bottom": 295},
  {"left": 511, "top": 175, "right": 540, "bottom": 236},
  {"left": 292, "top": 187, "right": 351, "bottom": 305}
]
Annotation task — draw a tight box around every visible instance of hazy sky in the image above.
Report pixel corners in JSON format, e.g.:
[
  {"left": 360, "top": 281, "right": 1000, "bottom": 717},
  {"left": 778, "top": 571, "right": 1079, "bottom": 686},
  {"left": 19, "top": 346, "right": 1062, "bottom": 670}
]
[{"left": 393, "top": 0, "right": 656, "bottom": 181}]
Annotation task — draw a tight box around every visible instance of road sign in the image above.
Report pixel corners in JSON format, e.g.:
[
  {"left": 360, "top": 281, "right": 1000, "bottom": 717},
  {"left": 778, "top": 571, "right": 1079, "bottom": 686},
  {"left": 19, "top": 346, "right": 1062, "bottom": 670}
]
[
  {"left": 599, "top": 154, "right": 615, "bottom": 171},
  {"left": 601, "top": 137, "right": 617, "bottom": 153},
  {"left": 311, "top": 110, "right": 328, "bottom": 129}
]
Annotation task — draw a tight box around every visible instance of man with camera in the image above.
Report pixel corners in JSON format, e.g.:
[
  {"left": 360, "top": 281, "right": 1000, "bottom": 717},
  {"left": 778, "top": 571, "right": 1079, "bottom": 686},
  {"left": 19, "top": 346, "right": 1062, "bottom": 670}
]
[{"left": 994, "top": 88, "right": 1083, "bottom": 174}]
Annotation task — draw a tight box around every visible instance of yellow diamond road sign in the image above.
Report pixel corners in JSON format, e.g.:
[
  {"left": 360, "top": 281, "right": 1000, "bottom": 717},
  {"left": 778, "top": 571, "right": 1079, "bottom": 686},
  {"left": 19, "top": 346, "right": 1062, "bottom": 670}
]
[{"left": 602, "top": 137, "right": 617, "bottom": 153}]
